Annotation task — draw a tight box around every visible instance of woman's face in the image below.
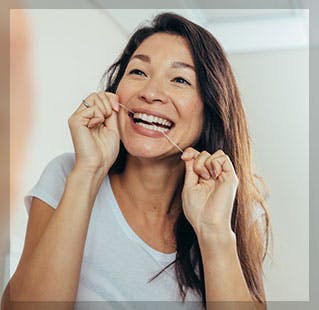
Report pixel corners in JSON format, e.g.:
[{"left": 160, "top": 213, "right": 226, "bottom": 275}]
[{"left": 116, "top": 33, "right": 204, "bottom": 159}]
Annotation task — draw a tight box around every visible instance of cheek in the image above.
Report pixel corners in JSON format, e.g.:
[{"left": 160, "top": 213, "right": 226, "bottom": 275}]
[
  {"left": 116, "top": 80, "right": 136, "bottom": 104},
  {"left": 179, "top": 97, "right": 203, "bottom": 121},
  {"left": 183, "top": 100, "right": 204, "bottom": 136}
]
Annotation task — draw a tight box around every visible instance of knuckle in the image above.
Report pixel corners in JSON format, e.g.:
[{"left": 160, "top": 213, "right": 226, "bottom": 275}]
[
  {"left": 68, "top": 115, "right": 75, "bottom": 123},
  {"left": 194, "top": 152, "right": 201, "bottom": 159},
  {"left": 184, "top": 146, "right": 194, "bottom": 153},
  {"left": 184, "top": 147, "right": 199, "bottom": 159},
  {"left": 204, "top": 156, "right": 213, "bottom": 166},
  {"left": 96, "top": 93, "right": 103, "bottom": 101},
  {"left": 215, "top": 149, "right": 225, "bottom": 156},
  {"left": 98, "top": 92, "right": 108, "bottom": 103},
  {"left": 193, "top": 160, "right": 202, "bottom": 172},
  {"left": 193, "top": 163, "right": 206, "bottom": 174},
  {"left": 201, "top": 151, "right": 211, "bottom": 157},
  {"left": 89, "top": 92, "right": 97, "bottom": 99},
  {"left": 107, "top": 92, "right": 119, "bottom": 100}
]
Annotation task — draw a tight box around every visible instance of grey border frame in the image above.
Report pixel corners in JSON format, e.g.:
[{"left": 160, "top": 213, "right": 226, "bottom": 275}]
[{"left": 1, "top": 0, "right": 318, "bottom": 309}]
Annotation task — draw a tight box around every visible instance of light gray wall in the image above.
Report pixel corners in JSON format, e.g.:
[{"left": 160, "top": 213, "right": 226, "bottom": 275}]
[
  {"left": 229, "top": 49, "right": 309, "bottom": 300},
  {"left": 8, "top": 9, "right": 308, "bottom": 301}
]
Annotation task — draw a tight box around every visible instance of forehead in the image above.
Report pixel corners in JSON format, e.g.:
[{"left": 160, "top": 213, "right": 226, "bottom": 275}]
[{"left": 133, "top": 33, "right": 194, "bottom": 64}]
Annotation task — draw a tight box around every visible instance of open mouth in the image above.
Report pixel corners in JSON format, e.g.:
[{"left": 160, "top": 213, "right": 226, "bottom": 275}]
[{"left": 128, "top": 111, "right": 174, "bottom": 133}]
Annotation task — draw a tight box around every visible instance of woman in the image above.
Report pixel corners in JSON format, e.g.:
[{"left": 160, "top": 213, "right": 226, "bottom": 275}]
[{"left": 2, "top": 12, "right": 269, "bottom": 309}]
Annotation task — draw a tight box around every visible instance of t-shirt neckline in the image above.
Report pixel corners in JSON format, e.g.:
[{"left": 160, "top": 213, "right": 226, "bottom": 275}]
[{"left": 105, "top": 175, "right": 177, "bottom": 265}]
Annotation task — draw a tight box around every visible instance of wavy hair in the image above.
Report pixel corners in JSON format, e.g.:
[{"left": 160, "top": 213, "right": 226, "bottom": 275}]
[{"left": 102, "top": 12, "right": 270, "bottom": 309}]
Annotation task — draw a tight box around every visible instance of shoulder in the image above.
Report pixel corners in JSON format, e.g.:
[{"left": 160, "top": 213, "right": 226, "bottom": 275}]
[
  {"left": 252, "top": 203, "right": 266, "bottom": 219},
  {"left": 24, "top": 152, "right": 76, "bottom": 213},
  {"left": 47, "top": 152, "right": 75, "bottom": 170},
  {"left": 42, "top": 152, "right": 75, "bottom": 178},
  {"left": 248, "top": 203, "right": 267, "bottom": 229}
]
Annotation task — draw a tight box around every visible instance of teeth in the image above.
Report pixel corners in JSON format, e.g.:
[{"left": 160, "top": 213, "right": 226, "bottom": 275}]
[
  {"left": 136, "top": 122, "right": 169, "bottom": 133},
  {"left": 133, "top": 113, "right": 173, "bottom": 127}
]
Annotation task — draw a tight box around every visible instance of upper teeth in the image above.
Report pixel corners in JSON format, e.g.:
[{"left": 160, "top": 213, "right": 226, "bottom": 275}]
[{"left": 133, "top": 113, "right": 172, "bottom": 127}]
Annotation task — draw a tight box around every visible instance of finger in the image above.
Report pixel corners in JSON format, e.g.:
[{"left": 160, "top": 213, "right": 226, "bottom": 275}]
[
  {"left": 94, "top": 92, "right": 114, "bottom": 118},
  {"left": 99, "top": 93, "right": 120, "bottom": 133},
  {"left": 207, "top": 150, "right": 226, "bottom": 177},
  {"left": 220, "top": 154, "right": 237, "bottom": 176},
  {"left": 99, "top": 92, "right": 122, "bottom": 118},
  {"left": 209, "top": 154, "right": 237, "bottom": 181},
  {"left": 181, "top": 147, "right": 200, "bottom": 161},
  {"left": 73, "top": 92, "right": 98, "bottom": 114},
  {"left": 79, "top": 105, "right": 105, "bottom": 128},
  {"left": 104, "top": 110, "right": 119, "bottom": 134},
  {"left": 95, "top": 93, "right": 118, "bottom": 131},
  {"left": 88, "top": 117, "right": 105, "bottom": 128},
  {"left": 95, "top": 93, "right": 108, "bottom": 116},
  {"left": 184, "top": 159, "right": 199, "bottom": 188},
  {"left": 211, "top": 149, "right": 225, "bottom": 157},
  {"left": 204, "top": 155, "right": 223, "bottom": 179},
  {"left": 193, "top": 151, "right": 212, "bottom": 180},
  {"left": 104, "top": 92, "right": 120, "bottom": 112}
]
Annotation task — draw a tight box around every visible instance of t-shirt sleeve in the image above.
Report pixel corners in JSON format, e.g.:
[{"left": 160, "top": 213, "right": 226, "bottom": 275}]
[
  {"left": 249, "top": 204, "right": 268, "bottom": 248},
  {"left": 24, "top": 152, "right": 75, "bottom": 214},
  {"left": 250, "top": 204, "right": 266, "bottom": 227}
]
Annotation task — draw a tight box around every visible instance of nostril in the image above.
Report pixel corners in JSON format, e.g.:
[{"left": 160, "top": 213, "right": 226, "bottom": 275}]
[{"left": 139, "top": 93, "right": 167, "bottom": 104}]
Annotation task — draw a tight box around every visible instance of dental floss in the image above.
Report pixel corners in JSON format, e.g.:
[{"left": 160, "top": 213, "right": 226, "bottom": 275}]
[
  {"left": 117, "top": 102, "right": 134, "bottom": 114},
  {"left": 117, "top": 102, "right": 184, "bottom": 154},
  {"left": 161, "top": 132, "right": 184, "bottom": 154}
]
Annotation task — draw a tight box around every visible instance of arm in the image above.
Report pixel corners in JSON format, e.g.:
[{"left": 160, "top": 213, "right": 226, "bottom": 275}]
[
  {"left": 1, "top": 168, "right": 105, "bottom": 309},
  {"left": 181, "top": 148, "right": 266, "bottom": 310},
  {"left": 198, "top": 228, "right": 266, "bottom": 310},
  {"left": 1, "top": 92, "right": 121, "bottom": 309}
]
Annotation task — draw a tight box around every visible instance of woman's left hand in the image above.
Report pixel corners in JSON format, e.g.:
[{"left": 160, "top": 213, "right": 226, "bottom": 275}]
[{"left": 181, "top": 147, "right": 239, "bottom": 238}]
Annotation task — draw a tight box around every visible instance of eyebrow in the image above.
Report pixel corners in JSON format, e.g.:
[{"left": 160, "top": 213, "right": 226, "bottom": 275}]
[{"left": 131, "top": 54, "right": 195, "bottom": 71}]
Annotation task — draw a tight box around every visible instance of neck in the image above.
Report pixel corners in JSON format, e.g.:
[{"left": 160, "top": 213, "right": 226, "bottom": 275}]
[{"left": 111, "top": 154, "right": 184, "bottom": 219}]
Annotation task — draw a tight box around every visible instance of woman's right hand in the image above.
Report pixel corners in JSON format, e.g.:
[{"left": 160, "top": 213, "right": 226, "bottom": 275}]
[{"left": 68, "top": 91, "right": 121, "bottom": 175}]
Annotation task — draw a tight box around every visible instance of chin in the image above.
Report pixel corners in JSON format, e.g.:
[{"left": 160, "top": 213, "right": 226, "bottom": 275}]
[{"left": 123, "top": 140, "right": 164, "bottom": 159}]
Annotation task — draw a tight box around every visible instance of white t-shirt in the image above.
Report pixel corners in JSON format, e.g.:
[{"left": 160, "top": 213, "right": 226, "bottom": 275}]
[{"left": 24, "top": 153, "right": 203, "bottom": 309}]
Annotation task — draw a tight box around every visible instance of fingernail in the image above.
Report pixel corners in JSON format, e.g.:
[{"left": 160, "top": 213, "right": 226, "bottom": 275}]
[{"left": 203, "top": 172, "right": 210, "bottom": 180}]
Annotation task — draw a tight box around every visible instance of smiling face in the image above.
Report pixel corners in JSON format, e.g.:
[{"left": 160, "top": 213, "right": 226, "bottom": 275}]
[{"left": 116, "top": 33, "right": 204, "bottom": 159}]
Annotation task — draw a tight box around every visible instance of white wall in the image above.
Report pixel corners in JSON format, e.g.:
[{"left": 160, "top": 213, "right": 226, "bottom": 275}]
[
  {"left": 9, "top": 7, "right": 128, "bottom": 282},
  {"left": 229, "top": 49, "right": 309, "bottom": 300},
  {"left": 9, "top": 9, "right": 308, "bottom": 302}
]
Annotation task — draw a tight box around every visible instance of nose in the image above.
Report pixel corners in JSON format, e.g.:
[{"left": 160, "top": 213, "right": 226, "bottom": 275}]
[{"left": 137, "top": 77, "right": 169, "bottom": 105}]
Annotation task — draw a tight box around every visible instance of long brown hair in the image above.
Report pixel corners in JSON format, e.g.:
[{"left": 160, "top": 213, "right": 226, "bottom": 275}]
[{"left": 103, "top": 12, "right": 270, "bottom": 308}]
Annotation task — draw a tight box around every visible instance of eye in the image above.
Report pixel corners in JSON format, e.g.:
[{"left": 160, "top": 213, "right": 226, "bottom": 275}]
[
  {"left": 129, "top": 69, "right": 146, "bottom": 76},
  {"left": 172, "top": 77, "right": 191, "bottom": 86}
]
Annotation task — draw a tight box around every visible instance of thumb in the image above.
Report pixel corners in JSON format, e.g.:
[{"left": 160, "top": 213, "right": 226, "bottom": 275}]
[{"left": 183, "top": 159, "right": 199, "bottom": 188}]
